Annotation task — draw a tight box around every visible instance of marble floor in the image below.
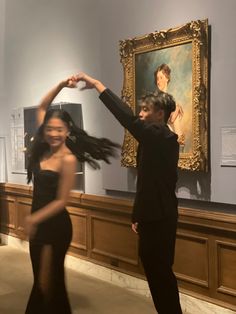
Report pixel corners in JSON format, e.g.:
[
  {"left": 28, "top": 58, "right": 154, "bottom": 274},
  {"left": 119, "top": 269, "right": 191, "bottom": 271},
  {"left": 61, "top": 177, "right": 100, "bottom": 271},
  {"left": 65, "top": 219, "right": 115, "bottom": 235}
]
[
  {"left": 0, "top": 244, "right": 157, "bottom": 314},
  {"left": 0, "top": 242, "right": 235, "bottom": 314}
]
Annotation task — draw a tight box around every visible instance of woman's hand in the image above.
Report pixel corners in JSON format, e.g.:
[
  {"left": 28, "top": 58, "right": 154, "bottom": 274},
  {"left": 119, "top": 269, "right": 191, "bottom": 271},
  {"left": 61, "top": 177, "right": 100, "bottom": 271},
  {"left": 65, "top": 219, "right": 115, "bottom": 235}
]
[
  {"left": 24, "top": 215, "right": 38, "bottom": 239},
  {"left": 60, "top": 75, "right": 78, "bottom": 89},
  {"left": 169, "top": 104, "right": 184, "bottom": 123}
]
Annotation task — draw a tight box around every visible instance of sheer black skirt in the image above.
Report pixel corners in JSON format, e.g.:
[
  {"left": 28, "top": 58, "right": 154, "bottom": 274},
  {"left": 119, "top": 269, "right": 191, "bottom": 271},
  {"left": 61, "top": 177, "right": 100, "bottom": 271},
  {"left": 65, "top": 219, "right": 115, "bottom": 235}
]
[{"left": 25, "top": 216, "right": 72, "bottom": 314}]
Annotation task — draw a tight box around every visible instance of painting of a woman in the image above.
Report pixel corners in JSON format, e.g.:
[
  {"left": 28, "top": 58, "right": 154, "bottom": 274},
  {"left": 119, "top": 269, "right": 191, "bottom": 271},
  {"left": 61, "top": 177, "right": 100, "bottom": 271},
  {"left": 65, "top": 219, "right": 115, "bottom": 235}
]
[
  {"left": 154, "top": 63, "right": 185, "bottom": 147},
  {"left": 135, "top": 43, "right": 192, "bottom": 154}
]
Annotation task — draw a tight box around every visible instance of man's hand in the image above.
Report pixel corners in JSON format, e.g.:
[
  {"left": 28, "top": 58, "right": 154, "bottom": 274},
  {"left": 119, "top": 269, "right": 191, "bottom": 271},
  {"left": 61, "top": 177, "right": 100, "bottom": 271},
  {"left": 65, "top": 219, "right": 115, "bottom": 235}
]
[
  {"left": 76, "top": 72, "right": 106, "bottom": 94},
  {"left": 131, "top": 222, "right": 139, "bottom": 234}
]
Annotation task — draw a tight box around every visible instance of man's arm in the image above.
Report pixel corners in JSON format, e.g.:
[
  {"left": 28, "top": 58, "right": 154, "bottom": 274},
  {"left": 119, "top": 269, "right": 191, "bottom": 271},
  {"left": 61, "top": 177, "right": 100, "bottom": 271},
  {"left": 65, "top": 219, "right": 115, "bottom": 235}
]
[{"left": 77, "top": 72, "right": 146, "bottom": 142}]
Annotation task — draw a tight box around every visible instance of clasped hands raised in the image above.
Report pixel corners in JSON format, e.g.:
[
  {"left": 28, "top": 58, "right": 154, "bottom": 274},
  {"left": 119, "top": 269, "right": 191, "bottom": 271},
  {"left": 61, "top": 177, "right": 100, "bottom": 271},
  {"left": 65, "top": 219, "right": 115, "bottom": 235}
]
[{"left": 62, "top": 72, "right": 100, "bottom": 90}]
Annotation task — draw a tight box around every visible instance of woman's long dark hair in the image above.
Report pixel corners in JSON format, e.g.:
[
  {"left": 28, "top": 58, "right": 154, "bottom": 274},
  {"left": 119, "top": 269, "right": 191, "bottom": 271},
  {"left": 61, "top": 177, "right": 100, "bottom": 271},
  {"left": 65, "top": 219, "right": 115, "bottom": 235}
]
[{"left": 27, "top": 108, "right": 120, "bottom": 183}]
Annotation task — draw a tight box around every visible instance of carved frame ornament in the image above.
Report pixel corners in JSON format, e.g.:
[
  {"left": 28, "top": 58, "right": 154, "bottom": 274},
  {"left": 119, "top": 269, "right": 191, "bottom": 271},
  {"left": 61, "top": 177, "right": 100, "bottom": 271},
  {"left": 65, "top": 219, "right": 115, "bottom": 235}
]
[{"left": 119, "top": 19, "right": 209, "bottom": 171}]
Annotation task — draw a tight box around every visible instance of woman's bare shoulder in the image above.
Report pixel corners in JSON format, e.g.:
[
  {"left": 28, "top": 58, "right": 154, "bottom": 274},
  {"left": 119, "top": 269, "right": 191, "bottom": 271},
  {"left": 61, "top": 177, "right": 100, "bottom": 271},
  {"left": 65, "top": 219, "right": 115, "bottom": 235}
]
[{"left": 62, "top": 152, "right": 77, "bottom": 164}]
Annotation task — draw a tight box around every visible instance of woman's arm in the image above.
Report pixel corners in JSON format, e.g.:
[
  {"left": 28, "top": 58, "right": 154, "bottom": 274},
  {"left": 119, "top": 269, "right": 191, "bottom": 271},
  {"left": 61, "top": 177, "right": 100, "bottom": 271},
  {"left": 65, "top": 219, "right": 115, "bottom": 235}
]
[
  {"left": 25, "top": 154, "right": 77, "bottom": 237},
  {"left": 37, "top": 75, "right": 78, "bottom": 126}
]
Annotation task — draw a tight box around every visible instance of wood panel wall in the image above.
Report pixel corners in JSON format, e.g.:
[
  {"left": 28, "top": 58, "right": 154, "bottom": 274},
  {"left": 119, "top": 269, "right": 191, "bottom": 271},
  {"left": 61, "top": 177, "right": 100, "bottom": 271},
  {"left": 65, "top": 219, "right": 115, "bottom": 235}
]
[{"left": 0, "top": 183, "right": 236, "bottom": 311}]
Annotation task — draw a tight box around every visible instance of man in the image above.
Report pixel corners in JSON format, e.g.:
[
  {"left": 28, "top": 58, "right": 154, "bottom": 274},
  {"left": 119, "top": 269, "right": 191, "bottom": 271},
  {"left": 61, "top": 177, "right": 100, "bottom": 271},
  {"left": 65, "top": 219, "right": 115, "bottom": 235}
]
[{"left": 77, "top": 72, "right": 182, "bottom": 314}]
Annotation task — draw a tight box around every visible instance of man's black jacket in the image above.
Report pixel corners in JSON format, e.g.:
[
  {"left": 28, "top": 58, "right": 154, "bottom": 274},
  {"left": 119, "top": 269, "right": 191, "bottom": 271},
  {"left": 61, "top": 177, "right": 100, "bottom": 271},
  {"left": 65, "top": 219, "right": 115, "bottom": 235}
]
[{"left": 99, "top": 89, "right": 179, "bottom": 223}]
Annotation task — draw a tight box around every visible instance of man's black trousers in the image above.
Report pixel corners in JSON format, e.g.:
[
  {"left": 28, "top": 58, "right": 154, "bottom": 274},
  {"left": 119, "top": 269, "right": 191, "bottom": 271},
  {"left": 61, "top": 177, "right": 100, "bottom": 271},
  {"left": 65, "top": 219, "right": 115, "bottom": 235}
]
[{"left": 138, "top": 218, "right": 182, "bottom": 314}]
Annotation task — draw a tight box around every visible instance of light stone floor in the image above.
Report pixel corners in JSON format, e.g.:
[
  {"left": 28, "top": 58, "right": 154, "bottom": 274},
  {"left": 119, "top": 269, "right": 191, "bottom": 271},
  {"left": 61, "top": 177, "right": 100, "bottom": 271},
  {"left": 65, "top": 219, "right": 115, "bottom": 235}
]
[
  {"left": 0, "top": 235, "right": 235, "bottom": 314},
  {"left": 0, "top": 244, "right": 157, "bottom": 314}
]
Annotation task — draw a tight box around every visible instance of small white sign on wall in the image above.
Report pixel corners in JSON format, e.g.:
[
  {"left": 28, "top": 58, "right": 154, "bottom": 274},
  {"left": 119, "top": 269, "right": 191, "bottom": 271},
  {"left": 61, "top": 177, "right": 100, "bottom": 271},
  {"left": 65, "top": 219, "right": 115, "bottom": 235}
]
[
  {"left": 221, "top": 127, "right": 236, "bottom": 167},
  {"left": 10, "top": 108, "right": 25, "bottom": 173}
]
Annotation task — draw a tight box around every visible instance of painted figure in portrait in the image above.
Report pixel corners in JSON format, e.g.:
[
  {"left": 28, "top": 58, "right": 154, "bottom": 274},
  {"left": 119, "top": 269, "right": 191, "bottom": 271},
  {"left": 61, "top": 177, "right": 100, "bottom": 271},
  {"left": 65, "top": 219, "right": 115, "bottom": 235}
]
[{"left": 135, "top": 43, "right": 192, "bottom": 154}]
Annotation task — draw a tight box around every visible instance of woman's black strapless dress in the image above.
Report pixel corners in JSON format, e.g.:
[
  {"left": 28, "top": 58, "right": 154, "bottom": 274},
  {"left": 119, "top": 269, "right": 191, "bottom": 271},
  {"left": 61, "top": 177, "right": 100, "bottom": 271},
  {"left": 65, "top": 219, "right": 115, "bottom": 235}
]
[{"left": 25, "top": 166, "right": 72, "bottom": 314}]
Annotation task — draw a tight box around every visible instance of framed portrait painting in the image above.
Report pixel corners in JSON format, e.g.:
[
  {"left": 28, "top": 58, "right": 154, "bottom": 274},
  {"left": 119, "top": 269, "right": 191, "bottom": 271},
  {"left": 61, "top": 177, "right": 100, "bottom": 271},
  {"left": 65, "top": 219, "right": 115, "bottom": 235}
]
[{"left": 119, "top": 19, "right": 209, "bottom": 171}]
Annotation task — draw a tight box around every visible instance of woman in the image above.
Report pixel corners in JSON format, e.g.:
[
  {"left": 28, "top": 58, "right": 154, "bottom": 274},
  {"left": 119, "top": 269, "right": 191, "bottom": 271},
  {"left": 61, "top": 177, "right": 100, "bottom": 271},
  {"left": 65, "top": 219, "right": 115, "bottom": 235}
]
[
  {"left": 24, "top": 75, "right": 119, "bottom": 314},
  {"left": 154, "top": 63, "right": 185, "bottom": 146}
]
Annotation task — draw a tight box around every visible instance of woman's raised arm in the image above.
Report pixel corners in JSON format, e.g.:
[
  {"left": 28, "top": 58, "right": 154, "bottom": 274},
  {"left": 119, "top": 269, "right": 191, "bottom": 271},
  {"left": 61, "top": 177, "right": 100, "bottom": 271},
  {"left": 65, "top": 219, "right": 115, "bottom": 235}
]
[{"left": 37, "top": 75, "right": 78, "bottom": 126}]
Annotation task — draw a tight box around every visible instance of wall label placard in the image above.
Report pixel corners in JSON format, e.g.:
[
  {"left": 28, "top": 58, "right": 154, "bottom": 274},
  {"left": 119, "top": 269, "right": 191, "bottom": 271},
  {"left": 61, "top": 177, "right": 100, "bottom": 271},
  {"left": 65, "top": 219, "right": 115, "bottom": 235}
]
[{"left": 221, "top": 127, "right": 236, "bottom": 167}]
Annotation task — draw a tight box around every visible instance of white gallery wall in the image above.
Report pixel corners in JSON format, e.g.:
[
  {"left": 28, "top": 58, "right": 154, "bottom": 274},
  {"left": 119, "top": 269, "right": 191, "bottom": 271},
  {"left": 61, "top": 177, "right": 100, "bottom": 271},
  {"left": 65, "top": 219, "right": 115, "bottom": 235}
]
[
  {"left": 0, "top": 0, "right": 6, "bottom": 134},
  {"left": 98, "top": 0, "right": 236, "bottom": 205},
  {"left": 0, "top": 0, "right": 236, "bottom": 206},
  {"left": 1, "top": 0, "right": 109, "bottom": 195}
]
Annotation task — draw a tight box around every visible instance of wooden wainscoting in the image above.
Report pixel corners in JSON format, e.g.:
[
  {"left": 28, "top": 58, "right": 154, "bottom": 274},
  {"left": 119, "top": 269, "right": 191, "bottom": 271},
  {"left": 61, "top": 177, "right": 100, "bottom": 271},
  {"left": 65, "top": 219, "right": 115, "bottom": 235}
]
[
  {"left": 0, "top": 183, "right": 236, "bottom": 311},
  {"left": 176, "top": 208, "right": 236, "bottom": 310}
]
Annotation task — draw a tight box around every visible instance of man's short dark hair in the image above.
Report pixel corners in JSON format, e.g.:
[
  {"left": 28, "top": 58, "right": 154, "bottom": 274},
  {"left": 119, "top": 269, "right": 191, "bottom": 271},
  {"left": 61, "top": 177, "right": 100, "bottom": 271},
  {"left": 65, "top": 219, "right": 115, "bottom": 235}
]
[{"left": 140, "top": 91, "right": 176, "bottom": 123}]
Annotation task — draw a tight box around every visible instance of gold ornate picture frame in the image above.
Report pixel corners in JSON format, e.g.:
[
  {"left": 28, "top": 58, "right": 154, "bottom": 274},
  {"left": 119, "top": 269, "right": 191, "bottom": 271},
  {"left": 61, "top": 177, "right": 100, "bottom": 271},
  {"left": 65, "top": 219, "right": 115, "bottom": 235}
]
[{"left": 119, "top": 19, "right": 209, "bottom": 171}]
